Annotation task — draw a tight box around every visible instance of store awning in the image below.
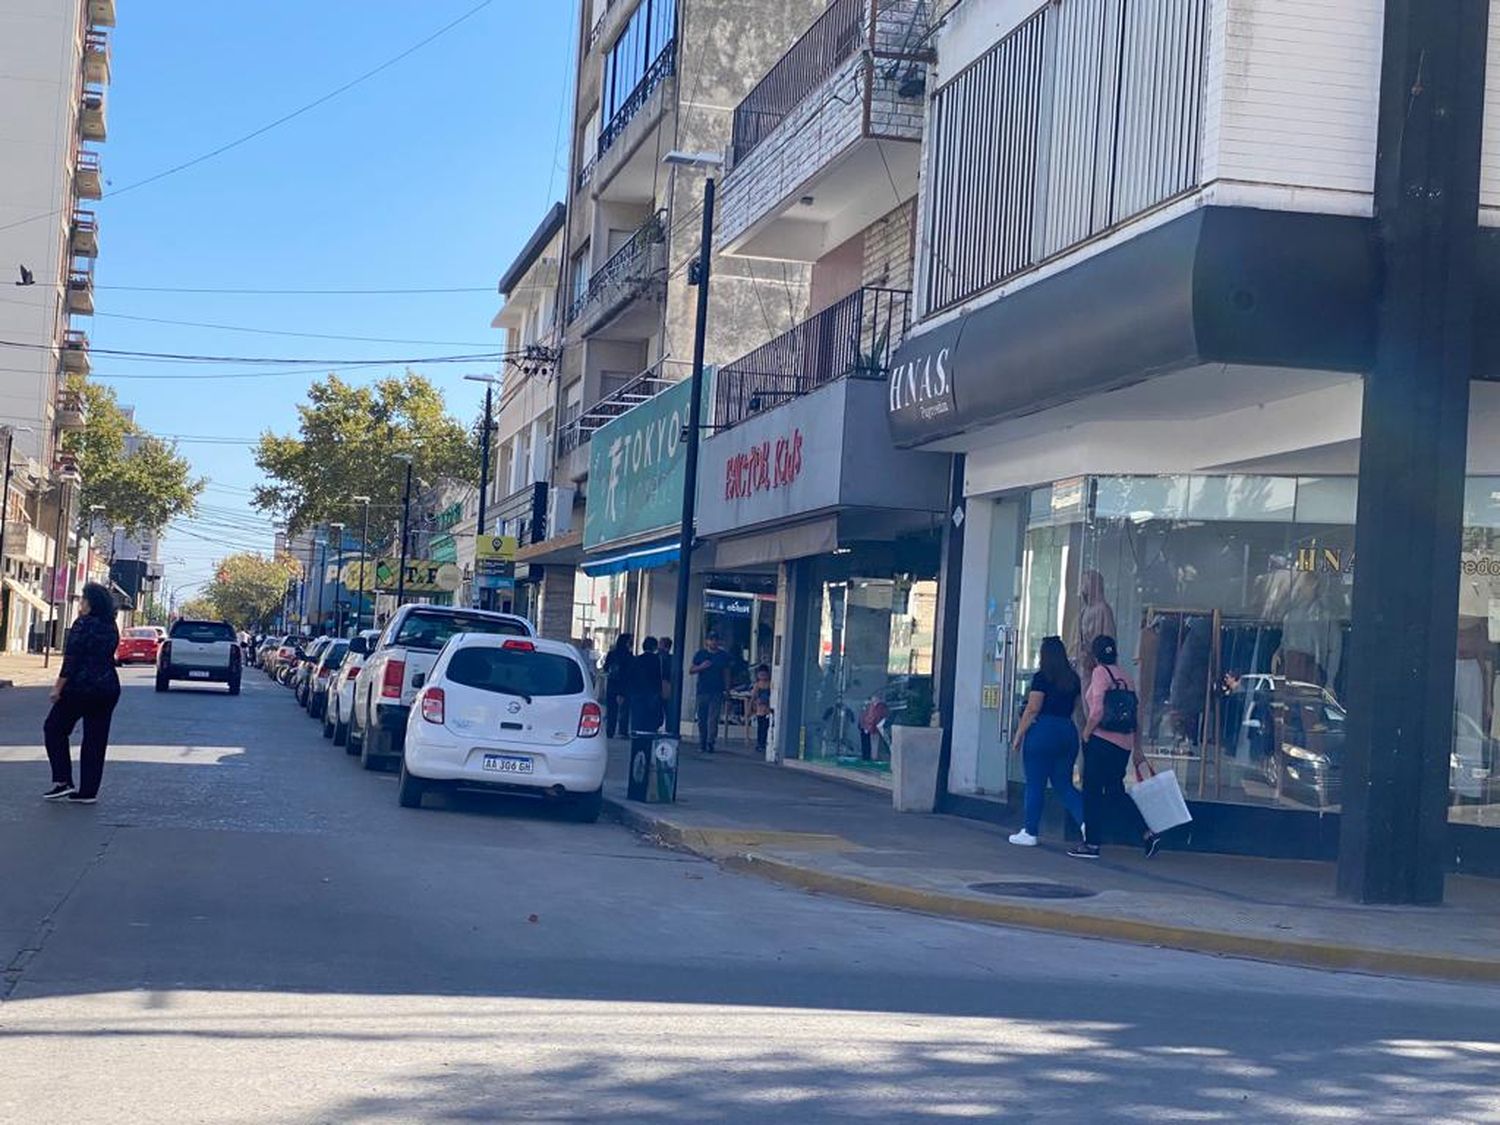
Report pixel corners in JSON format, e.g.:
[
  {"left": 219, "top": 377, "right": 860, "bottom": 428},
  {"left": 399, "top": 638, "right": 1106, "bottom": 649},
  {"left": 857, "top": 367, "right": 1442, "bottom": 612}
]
[
  {"left": 580, "top": 538, "right": 680, "bottom": 577},
  {"left": 714, "top": 516, "right": 837, "bottom": 570},
  {"left": 3, "top": 578, "right": 52, "bottom": 615}
]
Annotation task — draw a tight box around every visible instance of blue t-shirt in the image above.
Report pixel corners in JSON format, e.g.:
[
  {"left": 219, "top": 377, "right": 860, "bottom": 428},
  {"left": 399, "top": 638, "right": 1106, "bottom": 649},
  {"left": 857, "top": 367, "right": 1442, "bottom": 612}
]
[{"left": 692, "top": 648, "right": 730, "bottom": 696}]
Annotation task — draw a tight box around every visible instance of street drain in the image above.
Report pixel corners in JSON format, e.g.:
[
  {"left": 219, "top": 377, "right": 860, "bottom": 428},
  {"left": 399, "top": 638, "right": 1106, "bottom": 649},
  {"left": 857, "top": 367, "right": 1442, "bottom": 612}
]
[{"left": 968, "top": 881, "right": 1097, "bottom": 900}]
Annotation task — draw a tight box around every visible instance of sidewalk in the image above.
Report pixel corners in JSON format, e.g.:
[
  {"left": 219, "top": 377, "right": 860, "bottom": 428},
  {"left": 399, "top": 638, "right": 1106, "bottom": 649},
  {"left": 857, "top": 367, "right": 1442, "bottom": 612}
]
[
  {"left": 0, "top": 651, "right": 56, "bottom": 689},
  {"left": 602, "top": 739, "right": 1500, "bottom": 983}
]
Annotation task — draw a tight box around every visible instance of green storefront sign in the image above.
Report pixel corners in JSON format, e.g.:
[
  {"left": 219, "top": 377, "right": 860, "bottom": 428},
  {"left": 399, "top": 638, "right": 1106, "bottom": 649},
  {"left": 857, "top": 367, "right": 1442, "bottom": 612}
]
[{"left": 584, "top": 375, "right": 709, "bottom": 550}]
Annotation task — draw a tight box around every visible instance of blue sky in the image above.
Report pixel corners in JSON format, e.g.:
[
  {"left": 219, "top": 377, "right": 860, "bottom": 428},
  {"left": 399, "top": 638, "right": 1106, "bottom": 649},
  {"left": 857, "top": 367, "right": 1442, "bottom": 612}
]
[{"left": 94, "top": 1, "right": 575, "bottom": 597}]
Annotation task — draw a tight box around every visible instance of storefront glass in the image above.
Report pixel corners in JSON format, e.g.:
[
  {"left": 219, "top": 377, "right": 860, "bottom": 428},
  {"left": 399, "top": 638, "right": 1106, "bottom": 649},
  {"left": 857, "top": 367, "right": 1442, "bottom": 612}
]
[
  {"left": 798, "top": 541, "right": 940, "bottom": 774},
  {"left": 1004, "top": 475, "right": 1498, "bottom": 828}
]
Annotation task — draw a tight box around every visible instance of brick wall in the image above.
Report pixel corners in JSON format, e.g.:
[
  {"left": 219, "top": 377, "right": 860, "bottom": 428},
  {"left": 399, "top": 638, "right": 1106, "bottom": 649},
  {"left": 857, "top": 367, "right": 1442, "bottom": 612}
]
[{"left": 861, "top": 199, "right": 916, "bottom": 290}]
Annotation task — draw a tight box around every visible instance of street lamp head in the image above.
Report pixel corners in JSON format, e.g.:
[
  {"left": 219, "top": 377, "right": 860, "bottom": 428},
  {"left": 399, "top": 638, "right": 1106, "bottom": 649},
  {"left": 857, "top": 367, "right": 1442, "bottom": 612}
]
[
  {"left": 463, "top": 374, "right": 501, "bottom": 385},
  {"left": 351, "top": 494, "right": 371, "bottom": 504},
  {"left": 662, "top": 150, "right": 724, "bottom": 170},
  {"left": 328, "top": 522, "right": 345, "bottom": 531},
  {"left": 392, "top": 453, "right": 414, "bottom": 464}
]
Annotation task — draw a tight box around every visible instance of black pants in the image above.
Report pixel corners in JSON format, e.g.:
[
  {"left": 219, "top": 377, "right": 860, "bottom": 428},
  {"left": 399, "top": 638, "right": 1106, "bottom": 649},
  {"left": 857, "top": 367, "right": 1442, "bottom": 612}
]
[
  {"left": 630, "top": 693, "right": 664, "bottom": 735},
  {"left": 755, "top": 714, "right": 769, "bottom": 750},
  {"left": 1081, "top": 736, "right": 1148, "bottom": 848},
  {"left": 605, "top": 688, "right": 627, "bottom": 738},
  {"left": 44, "top": 691, "right": 120, "bottom": 798}
]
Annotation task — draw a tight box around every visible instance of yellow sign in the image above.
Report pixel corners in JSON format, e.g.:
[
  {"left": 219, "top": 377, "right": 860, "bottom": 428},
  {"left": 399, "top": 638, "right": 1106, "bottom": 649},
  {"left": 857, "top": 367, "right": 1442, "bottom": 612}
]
[
  {"left": 476, "top": 534, "right": 517, "bottom": 562},
  {"left": 339, "top": 558, "right": 462, "bottom": 594}
]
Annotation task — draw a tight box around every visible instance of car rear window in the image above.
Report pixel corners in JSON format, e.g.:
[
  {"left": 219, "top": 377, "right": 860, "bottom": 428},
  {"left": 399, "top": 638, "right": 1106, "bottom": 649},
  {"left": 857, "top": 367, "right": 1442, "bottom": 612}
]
[
  {"left": 445, "top": 647, "right": 584, "bottom": 698},
  {"left": 125, "top": 627, "right": 157, "bottom": 639},
  {"left": 321, "top": 642, "right": 349, "bottom": 667},
  {"left": 394, "top": 612, "right": 528, "bottom": 651},
  {"left": 169, "top": 622, "right": 235, "bottom": 643}
]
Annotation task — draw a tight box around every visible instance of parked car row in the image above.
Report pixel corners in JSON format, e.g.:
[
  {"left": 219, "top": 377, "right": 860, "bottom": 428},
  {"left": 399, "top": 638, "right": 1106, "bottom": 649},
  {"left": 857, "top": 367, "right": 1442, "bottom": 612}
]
[{"left": 272, "top": 604, "right": 606, "bottom": 822}]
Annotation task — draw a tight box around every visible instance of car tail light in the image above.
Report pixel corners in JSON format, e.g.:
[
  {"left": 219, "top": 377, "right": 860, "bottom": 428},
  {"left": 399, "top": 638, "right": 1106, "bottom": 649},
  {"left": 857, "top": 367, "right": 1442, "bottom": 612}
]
[
  {"left": 318, "top": 668, "right": 331, "bottom": 680},
  {"left": 381, "top": 659, "right": 405, "bottom": 699},
  {"left": 502, "top": 639, "right": 536, "bottom": 652},
  {"left": 420, "top": 687, "right": 445, "bottom": 724},
  {"left": 578, "top": 701, "right": 602, "bottom": 738},
  {"left": 345, "top": 664, "right": 361, "bottom": 681}
]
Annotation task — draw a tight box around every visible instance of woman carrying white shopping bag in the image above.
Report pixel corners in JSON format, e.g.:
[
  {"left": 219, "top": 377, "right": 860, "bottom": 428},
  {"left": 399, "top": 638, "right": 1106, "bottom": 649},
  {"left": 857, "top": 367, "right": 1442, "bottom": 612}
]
[{"left": 1069, "top": 635, "right": 1164, "bottom": 861}]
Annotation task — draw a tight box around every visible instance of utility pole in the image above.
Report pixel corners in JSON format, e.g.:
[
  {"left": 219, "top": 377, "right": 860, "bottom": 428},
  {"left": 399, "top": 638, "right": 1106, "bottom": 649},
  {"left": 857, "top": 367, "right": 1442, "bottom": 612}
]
[
  {"left": 395, "top": 454, "right": 414, "bottom": 607},
  {"left": 464, "top": 374, "right": 499, "bottom": 611},
  {"left": 353, "top": 495, "right": 371, "bottom": 630},
  {"left": 661, "top": 151, "right": 721, "bottom": 741},
  {"left": 0, "top": 426, "right": 20, "bottom": 652},
  {"left": 313, "top": 534, "right": 326, "bottom": 633},
  {"left": 1338, "top": 0, "right": 1489, "bottom": 904},
  {"left": 42, "top": 479, "right": 71, "bottom": 669},
  {"left": 329, "top": 522, "right": 345, "bottom": 636}
]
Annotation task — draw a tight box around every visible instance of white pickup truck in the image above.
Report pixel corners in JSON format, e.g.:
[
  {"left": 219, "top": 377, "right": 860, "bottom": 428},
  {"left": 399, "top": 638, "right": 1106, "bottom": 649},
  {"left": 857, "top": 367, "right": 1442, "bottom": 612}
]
[
  {"left": 157, "top": 619, "right": 243, "bottom": 695},
  {"left": 348, "top": 604, "right": 532, "bottom": 770}
]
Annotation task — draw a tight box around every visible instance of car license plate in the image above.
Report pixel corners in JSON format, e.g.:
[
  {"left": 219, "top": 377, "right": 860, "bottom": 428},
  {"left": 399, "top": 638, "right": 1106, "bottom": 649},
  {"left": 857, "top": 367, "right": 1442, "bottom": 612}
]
[
  {"left": 482, "top": 754, "right": 533, "bottom": 775},
  {"left": 188, "top": 670, "right": 210, "bottom": 679}
]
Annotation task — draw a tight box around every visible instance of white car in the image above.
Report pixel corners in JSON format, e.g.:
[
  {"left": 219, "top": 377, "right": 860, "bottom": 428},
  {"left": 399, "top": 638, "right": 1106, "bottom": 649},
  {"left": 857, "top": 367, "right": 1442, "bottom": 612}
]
[
  {"left": 398, "top": 633, "right": 605, "bottom": 821},
  {"left": 349, "top": 604, "right": 533, "bottom": 771},
  {"left": 325, "top": 629, "right": 381, "bottom": 748}
]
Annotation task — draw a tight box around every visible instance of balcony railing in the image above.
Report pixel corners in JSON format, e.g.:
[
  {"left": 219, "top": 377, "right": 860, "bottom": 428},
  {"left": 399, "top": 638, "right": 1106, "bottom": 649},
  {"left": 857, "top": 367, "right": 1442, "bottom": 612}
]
[
  {"left": 598, "top": 40, "right": 676, "bottom": 162},
  {"left": 732, "top": 0, "right": 865, "bottom": 167},
  {"left": 71, "top": 210, "right": 99, "bottom": 257},
  {"left": 83, "top": 28, "right": 111, "bottom": 84},
  {"left": 75, "top": 150, "right": 102, "bottom": 199},
  {"left": 587, "top": 0, "right": 619, "bottom": 50},
  {"left": 61, "top": 329, "right": 90, "bottom": 373},
  {"left": 79, "top": 85, "right": 107, "bottom": 141},
  {"left": 55, "top": 387, "right": 87, "bottom": 431},
  {"left": 67, "top": 266, "right": 95, "bottom": 316},
  {"left": 715, "top": 287, "right": 910, "bottom": 430},
  {"left": 558, "top": 361, "right": 678, "bottom": 458},
  {"left": 566, "top": 210, "right": 666, "bottom": 325},
  {"left": 87, "top": 0, "right": 116, "bottom": 29}
]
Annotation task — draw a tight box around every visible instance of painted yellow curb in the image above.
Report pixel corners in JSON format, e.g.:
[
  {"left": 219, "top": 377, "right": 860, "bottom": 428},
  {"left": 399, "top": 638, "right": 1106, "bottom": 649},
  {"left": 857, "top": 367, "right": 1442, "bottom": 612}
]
[{"left": 604, "top": 798, "right": 1500, "bottom": 984}]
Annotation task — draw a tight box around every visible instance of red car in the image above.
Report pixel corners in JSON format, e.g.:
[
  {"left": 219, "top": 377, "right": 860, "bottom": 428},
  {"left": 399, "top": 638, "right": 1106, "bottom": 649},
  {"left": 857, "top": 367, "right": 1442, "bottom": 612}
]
[{"left": 116, "top": 625, "right": 165, "bottom": 665}]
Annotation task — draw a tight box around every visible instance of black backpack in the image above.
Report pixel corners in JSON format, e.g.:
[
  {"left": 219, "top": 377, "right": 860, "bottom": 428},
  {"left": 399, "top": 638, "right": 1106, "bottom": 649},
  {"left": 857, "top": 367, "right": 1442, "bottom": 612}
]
[{"left": 1099, "top": 667, "right": 1138, "bottom": 734}]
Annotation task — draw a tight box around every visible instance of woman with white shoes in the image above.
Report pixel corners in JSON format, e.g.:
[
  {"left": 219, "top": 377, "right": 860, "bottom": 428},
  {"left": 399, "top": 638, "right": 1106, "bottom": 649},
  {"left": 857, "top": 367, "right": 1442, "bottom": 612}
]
[{"left": 1008, "top": 635, "right": 1085, "bottom": 847}]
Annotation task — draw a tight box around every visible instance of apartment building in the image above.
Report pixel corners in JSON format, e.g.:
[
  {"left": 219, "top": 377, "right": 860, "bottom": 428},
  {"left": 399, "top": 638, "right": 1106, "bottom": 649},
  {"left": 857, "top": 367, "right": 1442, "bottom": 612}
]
[
  {"left": 488, "top": 204, "right": 567, "bottom": 629},
  {"left": 880, "top": 0, "right": 1500, "bottom": 892},
  {"left": 0, "top": 0, "right": 113, "bottom": 650},
  {"left": 517, "top": 0, "right": 835, "bottom": 646}
]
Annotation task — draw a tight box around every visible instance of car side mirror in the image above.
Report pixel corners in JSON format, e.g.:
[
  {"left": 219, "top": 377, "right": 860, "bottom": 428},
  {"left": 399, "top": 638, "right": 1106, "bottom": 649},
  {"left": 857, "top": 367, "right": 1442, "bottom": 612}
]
[{"left": 412, "top": 672, "right": 426, "bottom": 689}]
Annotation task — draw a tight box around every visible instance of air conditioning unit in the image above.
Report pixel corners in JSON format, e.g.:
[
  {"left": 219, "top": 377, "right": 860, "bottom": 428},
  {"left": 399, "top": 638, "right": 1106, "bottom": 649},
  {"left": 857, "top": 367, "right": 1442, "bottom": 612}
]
[{"left": 546, "top": 487, "right": 575, "bottom": 540}]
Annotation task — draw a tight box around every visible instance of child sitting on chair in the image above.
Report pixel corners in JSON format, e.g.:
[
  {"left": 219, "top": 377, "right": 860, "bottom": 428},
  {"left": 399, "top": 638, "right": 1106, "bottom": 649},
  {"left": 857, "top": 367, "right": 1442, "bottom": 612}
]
[{"left": 752, "top": 664, "right": 772, "bottom": 752}]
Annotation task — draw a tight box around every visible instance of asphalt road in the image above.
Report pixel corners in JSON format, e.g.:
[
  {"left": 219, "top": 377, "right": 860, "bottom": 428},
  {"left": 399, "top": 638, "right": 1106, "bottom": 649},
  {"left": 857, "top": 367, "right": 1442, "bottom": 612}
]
[{"left": 0, "top": 666, "right": 1496, "bottom": 1124}]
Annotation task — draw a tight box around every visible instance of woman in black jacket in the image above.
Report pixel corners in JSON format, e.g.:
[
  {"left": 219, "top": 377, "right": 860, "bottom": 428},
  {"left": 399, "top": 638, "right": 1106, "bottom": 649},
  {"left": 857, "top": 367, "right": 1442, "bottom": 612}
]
[
  {"left": 43, "top": 582, "right": 122, "bottom": 804},
  {"left": 601, "top": 633, "right": 635, "bottom": 739}
]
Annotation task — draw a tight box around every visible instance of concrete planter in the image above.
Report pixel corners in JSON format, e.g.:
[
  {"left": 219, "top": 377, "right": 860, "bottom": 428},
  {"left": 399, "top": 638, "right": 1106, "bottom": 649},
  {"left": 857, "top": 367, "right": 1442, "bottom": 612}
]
[{"left": 891, "top": 725, "right": 943, "bottom": 813}]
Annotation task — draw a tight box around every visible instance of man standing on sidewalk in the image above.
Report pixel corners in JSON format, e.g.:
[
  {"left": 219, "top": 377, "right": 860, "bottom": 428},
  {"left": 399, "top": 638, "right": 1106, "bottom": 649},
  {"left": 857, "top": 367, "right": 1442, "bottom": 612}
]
[{"left": 690, "top": 631, "right": 730, "bottom": 753}]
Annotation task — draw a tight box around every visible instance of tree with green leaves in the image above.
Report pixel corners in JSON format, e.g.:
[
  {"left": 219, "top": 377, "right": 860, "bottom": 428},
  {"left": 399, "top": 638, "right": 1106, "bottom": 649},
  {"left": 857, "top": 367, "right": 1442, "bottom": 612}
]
[
  {"left": 253, "top": 371, "right": 480, "bottom": 536},
  {"left": 204, "top": 553, "right": 296, "bottom": 630},
  {"left": 64, "top": 379, "right": 205, "bottom": 535},
  {"left": 176, "top": 596, "right": 219, "bottom": 622}
]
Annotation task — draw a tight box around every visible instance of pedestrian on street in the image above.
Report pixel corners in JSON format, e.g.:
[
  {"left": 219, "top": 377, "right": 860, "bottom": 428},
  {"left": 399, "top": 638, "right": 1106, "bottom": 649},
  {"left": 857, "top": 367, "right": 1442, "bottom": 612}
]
[
  {"left": 42, "top": 582, "right": 122, "bottom": 805},
  {"left": 1008, "top": 635, "right": 1085, "bottom": 846},
  {"left": 602, "top": 632, "right": 634, "bottom": 739},
  {"left": 1070, "top": 634, "right": 1161, "bottom": 860},
  {"left": 629, "top": 636, "right": 665, "bottom": 735},
  {"left": 690, "top": 631, "right": 731, "bottom": 753}
]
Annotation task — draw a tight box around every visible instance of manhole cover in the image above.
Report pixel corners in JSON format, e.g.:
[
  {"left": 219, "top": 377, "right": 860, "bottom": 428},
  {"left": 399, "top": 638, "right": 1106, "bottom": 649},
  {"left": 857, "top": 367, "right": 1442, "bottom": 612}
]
[{"left": 968, "top": 881, "right": 1097, "bottom": 900}]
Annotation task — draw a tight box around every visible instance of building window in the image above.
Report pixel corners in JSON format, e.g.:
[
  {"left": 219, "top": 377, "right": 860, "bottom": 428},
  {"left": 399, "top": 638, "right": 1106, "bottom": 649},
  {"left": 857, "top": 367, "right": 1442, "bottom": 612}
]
[{"left": 600, "top": 0, "right": 676, "bottom": 146}]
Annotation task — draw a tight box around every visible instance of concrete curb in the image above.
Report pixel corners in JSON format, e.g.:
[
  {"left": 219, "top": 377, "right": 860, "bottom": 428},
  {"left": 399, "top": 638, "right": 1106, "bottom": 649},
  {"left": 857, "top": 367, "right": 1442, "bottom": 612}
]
[{"left": 603, "top": 796, "right": 1500, "bottom": 984}]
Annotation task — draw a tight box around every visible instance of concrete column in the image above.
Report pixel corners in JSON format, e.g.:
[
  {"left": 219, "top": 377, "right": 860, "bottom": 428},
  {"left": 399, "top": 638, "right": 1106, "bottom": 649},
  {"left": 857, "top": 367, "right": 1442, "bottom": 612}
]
[
  {"left": 535, "top": 565, "right": 576, "bottom": 641},
  {"left": 1338, "top": 1, "right": 1488, "bottom": 904}
]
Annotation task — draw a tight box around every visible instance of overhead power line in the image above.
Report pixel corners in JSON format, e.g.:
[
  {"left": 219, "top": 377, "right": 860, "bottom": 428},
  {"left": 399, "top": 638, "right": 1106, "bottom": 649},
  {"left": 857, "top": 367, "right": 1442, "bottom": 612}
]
[
  {"left": 89, "top": 310, "right": 499, "bottom": 347},
  {"left": 93, "top": 285, "right": 495, "bottom": 296},
  {"left": 0, "top": 0, "right": 500, "bottom": 235},
  {"left": 0, "top": 338, "right": 511, "bottom": 367}
]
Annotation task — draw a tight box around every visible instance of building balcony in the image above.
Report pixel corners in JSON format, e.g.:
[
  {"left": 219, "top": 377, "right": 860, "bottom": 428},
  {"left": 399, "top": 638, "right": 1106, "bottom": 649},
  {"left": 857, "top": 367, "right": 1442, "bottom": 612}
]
[
  {"left": 717, "top": 0, "right": 928, "bottom": 262},
  {"left": 87, "top": 0, "right": 116, "bottom": 28},
  {"left": 67, "top": 267, "right": 94, "bottom": 316},
  {"left": 84, "top": 28, "right": 111, "bottom": 85},
  {"left": 3, "top": 521, "right": 55, "bottom": 566},
  {"left": 71, "top": 210, "right": 99, "bottom": 258},
  {"left": 585, "top": 39, "right": 676, "bottom": 202},
  {"left": 715, "top": 286, "right": 910, "bottom": 430},
  {"left": 79, "top": 86, "right": 107, "bottom": 142},
  {"left": 61, "top": 329, "right": 91, "bottom": 375},
  {"left": 55, "top": 387, "right": 87, "bottom": 432},
  {"left": 75, "top": 150, "right": 103, "bottom": 200},
  {"left": 565, "top": 210, "right": 667, "bottom": 338},
  {"left": 556, "top": 362, "right": 676, "bottom": 482}
]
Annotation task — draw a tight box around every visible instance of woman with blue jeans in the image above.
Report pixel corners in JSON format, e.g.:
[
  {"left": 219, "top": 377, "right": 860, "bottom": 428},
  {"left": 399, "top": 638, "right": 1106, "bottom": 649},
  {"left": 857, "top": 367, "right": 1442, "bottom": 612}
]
[{"left": 1008, "top": 635, "right": 1085, "bottom": 846}]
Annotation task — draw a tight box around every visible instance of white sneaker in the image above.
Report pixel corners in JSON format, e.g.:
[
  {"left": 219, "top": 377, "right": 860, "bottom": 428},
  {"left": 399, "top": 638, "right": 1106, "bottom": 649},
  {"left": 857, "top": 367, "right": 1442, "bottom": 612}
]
[{"left": 1008, "top": 830, "right": 1038, "bottom": 847}]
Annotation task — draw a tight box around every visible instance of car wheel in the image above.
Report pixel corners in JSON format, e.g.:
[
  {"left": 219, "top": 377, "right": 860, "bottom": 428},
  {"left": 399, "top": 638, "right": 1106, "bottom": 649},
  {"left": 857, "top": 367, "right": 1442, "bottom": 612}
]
[
  {"left": 322, "top": 709, "right": 335, "bottom": 739},
  {"left": 361, "top": 727, "right": 386, "bottom": 771},
  {"left": 228, "top": 675, "right": 241, "bottom": 696},
  {"left": 336, "top": 720, "right": 351, "bottom": 750},
  {"left": 397, "top": 760, "right": 427, "bottom": 808},
  {"left": 155, "top": 673, "right": 169, "bottom": 693},
  {"left": 561, "top": 786, "right": 604, "bottom": 824}
]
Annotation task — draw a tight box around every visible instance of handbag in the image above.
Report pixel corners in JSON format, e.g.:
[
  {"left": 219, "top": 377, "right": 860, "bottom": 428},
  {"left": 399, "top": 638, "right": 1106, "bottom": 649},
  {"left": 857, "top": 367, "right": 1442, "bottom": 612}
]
[
  {"left": 1098, "top": 667, "right": 1138, "bottom": 734},
  {"left": 1128, "top": 759, "right": 1192, "bottom": 834}
]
